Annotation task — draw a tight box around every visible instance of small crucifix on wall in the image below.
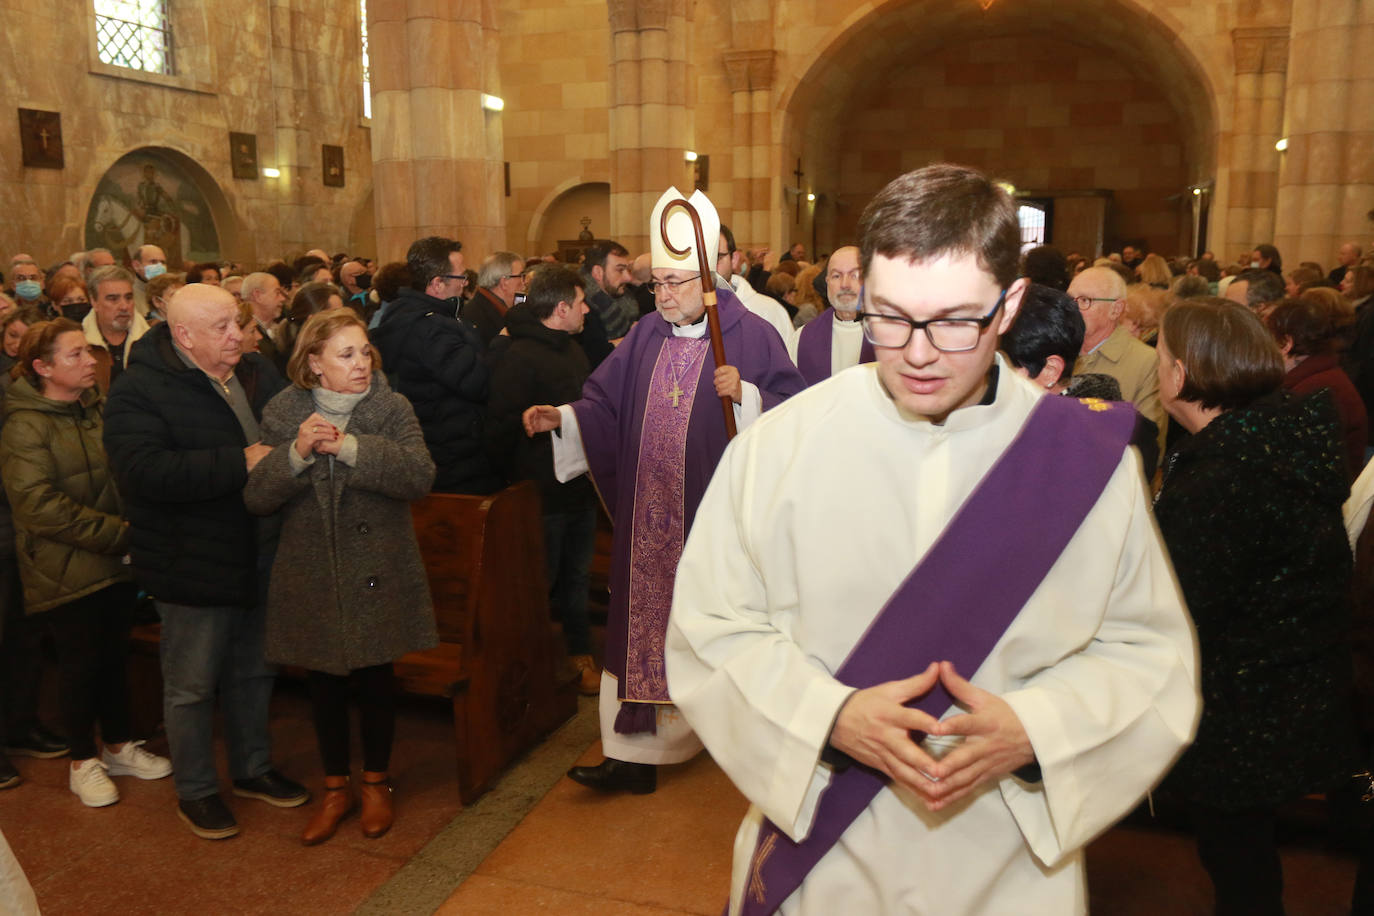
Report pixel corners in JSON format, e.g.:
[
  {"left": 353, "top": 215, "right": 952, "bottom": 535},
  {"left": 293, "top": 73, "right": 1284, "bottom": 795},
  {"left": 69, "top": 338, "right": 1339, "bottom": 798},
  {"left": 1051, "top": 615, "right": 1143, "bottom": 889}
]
[
  {"left": 19, "top": 109, "right": 63, "bottom": 169},
  {"left": 793, "top": 158, "right": 805, "bottom": 224}
]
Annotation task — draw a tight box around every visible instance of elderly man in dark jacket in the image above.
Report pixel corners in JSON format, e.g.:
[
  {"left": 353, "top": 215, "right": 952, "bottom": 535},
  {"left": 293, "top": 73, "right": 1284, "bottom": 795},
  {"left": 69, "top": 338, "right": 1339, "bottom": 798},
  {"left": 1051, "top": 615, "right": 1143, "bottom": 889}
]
[
  {"left": 487, "top": 267, "right": 600, "bottom": 694},
  {"left": 104, "top": 283, "right": 307, "bottom": 841},
  {"left": 371, "top": 236, "right": 501, "bottom": 494}
]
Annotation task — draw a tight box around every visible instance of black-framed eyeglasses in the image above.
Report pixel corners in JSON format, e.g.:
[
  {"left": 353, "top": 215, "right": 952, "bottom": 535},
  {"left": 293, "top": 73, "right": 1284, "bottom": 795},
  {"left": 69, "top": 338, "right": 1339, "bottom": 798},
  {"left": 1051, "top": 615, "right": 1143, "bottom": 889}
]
[
  {"left": 502, "top": 273, "right": 524, "bottom": 282},
  {"left": 648, "top": 275, "right": 701, "bottom": 296},
  {"left": 859, "top": 289, "right": 1007, "bottom": 352},
  {"left": 1073, "top": 294, "right": 1116, "bottom": 310},
  {"left": 441, "top": 274, "right": 469, "bottom": 285}
]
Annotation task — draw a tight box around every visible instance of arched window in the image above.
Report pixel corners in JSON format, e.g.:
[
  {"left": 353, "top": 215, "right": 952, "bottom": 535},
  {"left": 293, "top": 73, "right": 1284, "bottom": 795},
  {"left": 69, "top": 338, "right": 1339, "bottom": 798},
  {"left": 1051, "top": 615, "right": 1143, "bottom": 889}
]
[{"left": 94, "top": 0, "right": 173, "bottom": 75}]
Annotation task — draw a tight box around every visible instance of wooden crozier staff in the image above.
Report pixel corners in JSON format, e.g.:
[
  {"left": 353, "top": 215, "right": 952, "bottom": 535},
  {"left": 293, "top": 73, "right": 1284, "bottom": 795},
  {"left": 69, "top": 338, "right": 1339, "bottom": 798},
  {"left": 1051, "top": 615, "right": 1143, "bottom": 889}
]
[{"left": 659, "top": 198, "right": 737, "bottom": 439}]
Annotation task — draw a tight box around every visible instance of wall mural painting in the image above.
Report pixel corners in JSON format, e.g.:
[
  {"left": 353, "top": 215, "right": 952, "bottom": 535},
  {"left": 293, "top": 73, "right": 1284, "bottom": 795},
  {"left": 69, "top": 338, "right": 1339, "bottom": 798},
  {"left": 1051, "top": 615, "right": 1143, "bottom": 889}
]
[{"left": 85, "top": 150, "right": 221, "bottom": 266}]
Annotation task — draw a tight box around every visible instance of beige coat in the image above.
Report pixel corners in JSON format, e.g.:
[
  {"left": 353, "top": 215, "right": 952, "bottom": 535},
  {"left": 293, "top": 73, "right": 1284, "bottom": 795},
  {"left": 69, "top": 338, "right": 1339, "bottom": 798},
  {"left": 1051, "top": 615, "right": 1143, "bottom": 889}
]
[{"left": 1074, "top": 324, "right": 1166, "bottom": 455}]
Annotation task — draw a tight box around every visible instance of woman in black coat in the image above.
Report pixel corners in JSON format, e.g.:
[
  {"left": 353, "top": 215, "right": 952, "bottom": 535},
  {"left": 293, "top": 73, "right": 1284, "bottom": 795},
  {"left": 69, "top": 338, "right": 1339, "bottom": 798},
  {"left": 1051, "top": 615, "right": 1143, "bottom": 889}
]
[
  {"left": 1153, "top": 298, "right": 1356, "bottom": 916},
  {"left": 245, "top": 310, "right": 436, "bottom": 846}
]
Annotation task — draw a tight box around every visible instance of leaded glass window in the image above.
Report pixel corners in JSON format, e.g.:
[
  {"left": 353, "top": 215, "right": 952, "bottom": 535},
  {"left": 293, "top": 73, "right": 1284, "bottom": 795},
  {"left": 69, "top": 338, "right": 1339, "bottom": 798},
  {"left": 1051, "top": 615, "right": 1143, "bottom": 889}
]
[{"left": 94, "top": 0, "right": 173, "bottom": 76}]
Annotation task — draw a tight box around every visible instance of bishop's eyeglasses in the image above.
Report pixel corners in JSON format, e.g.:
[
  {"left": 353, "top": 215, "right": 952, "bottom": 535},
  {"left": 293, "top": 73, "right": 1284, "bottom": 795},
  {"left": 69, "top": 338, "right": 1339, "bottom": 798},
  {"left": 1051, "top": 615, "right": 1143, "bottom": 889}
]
[
  {"left": 859, "top": 289, "right": 1007, "bottom": 353},
  {"left": 647, "top": 275, "right": 701, "bottom": 297}
]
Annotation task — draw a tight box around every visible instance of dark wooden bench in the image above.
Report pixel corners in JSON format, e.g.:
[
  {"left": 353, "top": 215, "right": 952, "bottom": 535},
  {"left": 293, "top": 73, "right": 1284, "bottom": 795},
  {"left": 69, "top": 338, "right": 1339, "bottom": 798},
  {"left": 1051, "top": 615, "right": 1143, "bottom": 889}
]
[{"left": 129, "top": 480, "right": 578, "bottom": 804}]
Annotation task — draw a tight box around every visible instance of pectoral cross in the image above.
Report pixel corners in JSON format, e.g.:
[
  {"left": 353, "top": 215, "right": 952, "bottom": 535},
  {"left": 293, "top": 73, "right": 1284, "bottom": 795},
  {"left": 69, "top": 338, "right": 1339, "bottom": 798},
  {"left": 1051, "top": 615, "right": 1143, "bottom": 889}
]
[{"left": 668, "top": 382, "right": 683, "bottom": 408}]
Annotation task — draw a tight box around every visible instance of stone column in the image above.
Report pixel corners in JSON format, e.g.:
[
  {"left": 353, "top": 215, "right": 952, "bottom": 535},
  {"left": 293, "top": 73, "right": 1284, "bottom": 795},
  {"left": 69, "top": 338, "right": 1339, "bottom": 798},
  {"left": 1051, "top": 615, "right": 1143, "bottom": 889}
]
[
  {"left": 722, "top": 50, "right": 776, "bottom": 252},
  {"left": 267, "top": 0, "right": 310, "bottom": 257},
  {"left": 1274, "top": 0, "right": 1374, "bottom": 266},
  {"left": 608, "top": 0, "right": 692, "bottom": 254},
  {"left": 368, "top": 0, "right": 505, "bottom": 264},
  {"left": 1223, "top": 27, "right": 1287, "bottom": 262}
]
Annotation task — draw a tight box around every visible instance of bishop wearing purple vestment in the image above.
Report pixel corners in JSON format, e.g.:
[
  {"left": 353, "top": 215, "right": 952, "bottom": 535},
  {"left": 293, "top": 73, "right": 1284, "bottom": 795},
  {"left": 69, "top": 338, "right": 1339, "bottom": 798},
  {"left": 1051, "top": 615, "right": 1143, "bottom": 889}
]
[{"left": 523, "top": 188, "right": 805, "bottom": 794}]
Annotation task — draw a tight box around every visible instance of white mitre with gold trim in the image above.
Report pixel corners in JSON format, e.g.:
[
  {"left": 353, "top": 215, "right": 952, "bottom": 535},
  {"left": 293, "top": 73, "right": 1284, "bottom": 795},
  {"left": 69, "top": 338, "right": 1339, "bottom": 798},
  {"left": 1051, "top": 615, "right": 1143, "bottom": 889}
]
[{"left": 649, "top": 187, "right": 721, "bottom": 272}]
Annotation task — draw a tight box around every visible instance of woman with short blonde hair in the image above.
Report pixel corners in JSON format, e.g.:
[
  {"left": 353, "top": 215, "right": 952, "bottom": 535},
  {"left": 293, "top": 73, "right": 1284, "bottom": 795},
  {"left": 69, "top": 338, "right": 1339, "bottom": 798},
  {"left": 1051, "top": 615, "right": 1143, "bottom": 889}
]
[{"left": 245, "top": 310, "right": 434, "bottom": 846}]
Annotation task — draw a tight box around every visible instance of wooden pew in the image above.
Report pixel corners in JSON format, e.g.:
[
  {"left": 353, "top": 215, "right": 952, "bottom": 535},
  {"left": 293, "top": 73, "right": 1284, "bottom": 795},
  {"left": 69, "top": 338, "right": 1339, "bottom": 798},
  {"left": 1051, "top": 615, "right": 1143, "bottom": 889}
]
[
  {"left": 129, "top": 480, "right": 578, "bottom": 805},
  {"left": 407, "top": 480, "right": 578, "bottom": 801}
]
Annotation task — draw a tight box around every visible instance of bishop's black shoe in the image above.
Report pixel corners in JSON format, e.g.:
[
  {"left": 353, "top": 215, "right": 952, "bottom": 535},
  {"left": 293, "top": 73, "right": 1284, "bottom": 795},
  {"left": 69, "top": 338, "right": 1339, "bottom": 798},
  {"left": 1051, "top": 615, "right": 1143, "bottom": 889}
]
[{"left": 567, "top": 758, "right": 657, "bottom": 794}]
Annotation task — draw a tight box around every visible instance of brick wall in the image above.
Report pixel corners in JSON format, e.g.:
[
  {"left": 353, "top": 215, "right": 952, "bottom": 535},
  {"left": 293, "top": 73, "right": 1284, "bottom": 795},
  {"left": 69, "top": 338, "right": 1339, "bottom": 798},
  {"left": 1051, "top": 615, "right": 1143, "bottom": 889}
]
[{"left": 833, "top": 35, "right": 1188, "bottom": 256}]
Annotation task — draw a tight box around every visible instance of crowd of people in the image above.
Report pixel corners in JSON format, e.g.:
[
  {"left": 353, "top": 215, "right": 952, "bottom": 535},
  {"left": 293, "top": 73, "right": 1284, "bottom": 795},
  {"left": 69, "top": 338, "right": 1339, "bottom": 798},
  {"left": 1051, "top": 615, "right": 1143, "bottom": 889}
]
[{"left": 0, "top": 169, "right": 1372, "bottom": 914}]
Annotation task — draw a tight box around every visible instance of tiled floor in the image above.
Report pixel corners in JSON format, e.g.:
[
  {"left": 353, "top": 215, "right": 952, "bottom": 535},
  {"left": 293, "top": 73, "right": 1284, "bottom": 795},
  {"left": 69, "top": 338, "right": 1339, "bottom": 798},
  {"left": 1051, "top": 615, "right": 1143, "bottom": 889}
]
[
  {"left": 439, "top": 739, "right": 1363, "bottom": 916},
  {"left": 1, "top": 682, "right": 465, "bottom": 914},
  {"left": 2, "top": 677, "right": 1363, "bottom": 915}
]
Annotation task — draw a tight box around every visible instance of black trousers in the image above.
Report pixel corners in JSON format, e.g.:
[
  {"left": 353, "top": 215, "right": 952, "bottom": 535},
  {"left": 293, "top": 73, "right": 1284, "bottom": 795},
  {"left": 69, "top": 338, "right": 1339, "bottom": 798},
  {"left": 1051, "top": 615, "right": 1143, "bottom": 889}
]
[
  {"left": 306, "top": 663, "right": 395, "bottom": 776},
  {"left": 43, "top": 583, "right": 137, "bottom": 761},
  {"left": 0, "top": 557, "right": 43, "bottom": 743},
  {"left": 1190, "top": 804, "right": 1285, "bottom": 916}
]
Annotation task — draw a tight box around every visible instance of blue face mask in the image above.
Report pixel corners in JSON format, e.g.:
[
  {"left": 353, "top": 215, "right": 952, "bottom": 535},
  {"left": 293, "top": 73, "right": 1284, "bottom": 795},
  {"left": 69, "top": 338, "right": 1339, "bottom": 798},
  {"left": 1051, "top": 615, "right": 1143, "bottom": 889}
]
[
  {"left": 142, "top": 262, "right": 167, "bottom": 281},
  {"left": 14, "top": 280, "right": 41, "bottom": 301}
]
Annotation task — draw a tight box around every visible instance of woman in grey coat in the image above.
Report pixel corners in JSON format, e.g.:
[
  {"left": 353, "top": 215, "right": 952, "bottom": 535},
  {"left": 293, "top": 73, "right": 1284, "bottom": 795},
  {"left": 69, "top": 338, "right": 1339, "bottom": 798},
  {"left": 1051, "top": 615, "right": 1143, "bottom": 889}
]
[{"left": 245, "top": 310, "right": 437, "bottom": 846}]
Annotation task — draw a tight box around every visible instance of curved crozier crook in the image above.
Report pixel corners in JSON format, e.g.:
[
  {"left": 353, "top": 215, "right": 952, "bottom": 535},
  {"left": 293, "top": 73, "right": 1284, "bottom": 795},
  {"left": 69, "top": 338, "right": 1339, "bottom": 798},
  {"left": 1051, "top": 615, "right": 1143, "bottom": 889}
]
[{"left": 659, "top": 198, "right": 696, "bottom": 258}]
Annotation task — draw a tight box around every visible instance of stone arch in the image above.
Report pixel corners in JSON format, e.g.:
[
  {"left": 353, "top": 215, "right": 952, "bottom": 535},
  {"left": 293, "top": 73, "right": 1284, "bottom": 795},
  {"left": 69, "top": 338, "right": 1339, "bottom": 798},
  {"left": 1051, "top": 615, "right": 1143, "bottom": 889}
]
[
  {"left": 771, "top": 0, "right": 1222, "bottom": 255},
  {"left": 525, "top": 180, "right": 612, "bottom": 254},
  {"left": 81, "top": 145, "right": 246, "bottom": 266}
]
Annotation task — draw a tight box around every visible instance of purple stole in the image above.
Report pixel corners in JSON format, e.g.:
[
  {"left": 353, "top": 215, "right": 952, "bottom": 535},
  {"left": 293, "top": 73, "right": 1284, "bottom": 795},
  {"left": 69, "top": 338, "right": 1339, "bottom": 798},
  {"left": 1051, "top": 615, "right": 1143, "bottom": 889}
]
[
  {"left": 795, "top": 311, "right": 875, "bottom": 387},
  {"left": 621, "top": 338, "right": 710, "bottom": 721},
  {"left": 737, "top": 394, "right": 1137, "bottom": 916}
]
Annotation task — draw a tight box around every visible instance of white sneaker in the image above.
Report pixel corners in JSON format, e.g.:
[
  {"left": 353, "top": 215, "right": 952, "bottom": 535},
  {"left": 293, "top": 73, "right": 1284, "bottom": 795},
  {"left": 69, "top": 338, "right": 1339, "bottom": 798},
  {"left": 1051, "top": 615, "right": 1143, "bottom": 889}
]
[
  {"left": 101, "top": 741, "right": 173, "bottom": 780},
  {"left": 70, "top": 758, "right": 120, "bottom": 807}
]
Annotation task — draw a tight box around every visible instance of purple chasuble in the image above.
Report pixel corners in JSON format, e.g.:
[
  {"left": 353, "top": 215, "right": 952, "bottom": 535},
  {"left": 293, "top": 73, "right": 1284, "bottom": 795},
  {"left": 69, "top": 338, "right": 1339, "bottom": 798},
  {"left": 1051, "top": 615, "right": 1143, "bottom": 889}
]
[
  {"left": 737, "top": 395, "right": 1137, "bottom": 916},
  {"left": 795, "top": 310, "right": 875, "bottom": 387},
  {"left": 570, "top": 289, "right": 806, "bottom": 734},
  {"left": 624, "top": 338, "right": 710, "bottom": 711}
]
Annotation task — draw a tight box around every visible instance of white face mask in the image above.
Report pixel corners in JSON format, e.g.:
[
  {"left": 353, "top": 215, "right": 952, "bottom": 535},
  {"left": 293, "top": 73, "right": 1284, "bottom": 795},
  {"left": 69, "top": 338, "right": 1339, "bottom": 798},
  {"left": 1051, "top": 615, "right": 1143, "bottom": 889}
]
[
  {"left": 1250, "top": 260, "right": 1261, "bottom": 269},
  {"left": 142, "top": 262, "right": 167, "bottom": 281}
]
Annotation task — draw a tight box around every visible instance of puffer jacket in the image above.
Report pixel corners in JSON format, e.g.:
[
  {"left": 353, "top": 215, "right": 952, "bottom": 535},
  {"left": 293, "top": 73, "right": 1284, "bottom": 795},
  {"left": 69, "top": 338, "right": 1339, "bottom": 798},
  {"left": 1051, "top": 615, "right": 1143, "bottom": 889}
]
[
  {"left": 103, "top": 323, "right": 284, "bottom": 608},
  {"left": 371, "top": 287, "right": 501, "bottom": 494},
  {"left": 0, "top": 377, "right": 129, "bottom": 614}
]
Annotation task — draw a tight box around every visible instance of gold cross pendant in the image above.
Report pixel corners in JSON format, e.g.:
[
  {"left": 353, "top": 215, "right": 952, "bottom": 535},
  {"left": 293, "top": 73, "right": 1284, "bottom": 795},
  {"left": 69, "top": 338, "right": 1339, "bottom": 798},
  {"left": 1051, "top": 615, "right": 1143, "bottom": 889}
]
[{"left": 668, "top": 382, "right": 683, "bottom": 408}]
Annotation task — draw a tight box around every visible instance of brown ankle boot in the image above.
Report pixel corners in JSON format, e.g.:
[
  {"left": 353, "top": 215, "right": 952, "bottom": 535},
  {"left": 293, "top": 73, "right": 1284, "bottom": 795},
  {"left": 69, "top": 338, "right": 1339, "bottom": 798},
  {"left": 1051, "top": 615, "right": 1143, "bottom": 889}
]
[
  {"left": 359, "top": 771, "right": 393, "bottom": 839},
  {"left": 301, "top": 776, "right": 354, "bottom": 846}
]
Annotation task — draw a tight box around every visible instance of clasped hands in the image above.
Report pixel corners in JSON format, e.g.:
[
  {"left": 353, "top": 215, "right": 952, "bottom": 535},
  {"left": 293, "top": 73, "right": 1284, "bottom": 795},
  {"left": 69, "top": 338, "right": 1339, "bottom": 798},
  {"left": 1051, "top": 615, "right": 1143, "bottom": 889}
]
[
  {"left": 828, "top": 661, "right": 1035, "bottom": 811},
  {"left": 294, "top": 411, "right": 343, "bottom": 460}
]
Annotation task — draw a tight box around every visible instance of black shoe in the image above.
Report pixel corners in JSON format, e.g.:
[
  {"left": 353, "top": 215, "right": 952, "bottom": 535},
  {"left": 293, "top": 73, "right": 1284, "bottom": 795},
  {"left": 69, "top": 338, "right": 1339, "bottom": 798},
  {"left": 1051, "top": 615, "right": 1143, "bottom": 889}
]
[
  {"left": 4, "top": 724, "right": 70, "bottom": 759},
  {"left": 177, "top": 795, "right": 240, "bottom": 840},
  {"left": 0, "top": 753, "right": 19, "bottom": 790},
  {"left": 567, "top": 758, "right": 657, "bottom": 794},
  {"left": 232, "top": 769, "right": 310, "bottom": 808}
]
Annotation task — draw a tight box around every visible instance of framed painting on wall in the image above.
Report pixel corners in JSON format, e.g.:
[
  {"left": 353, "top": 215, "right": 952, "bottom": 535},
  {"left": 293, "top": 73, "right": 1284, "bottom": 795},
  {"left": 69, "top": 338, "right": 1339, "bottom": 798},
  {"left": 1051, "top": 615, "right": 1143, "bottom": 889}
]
[
  {"left": 323, "top": 145, "right": 345, "bottom": 187},
  {"left": 19, "top": 109, "right": 63, "bottom": 169},
  {"left": 230, "top": 132, "right": 258, "bottom": 180}
]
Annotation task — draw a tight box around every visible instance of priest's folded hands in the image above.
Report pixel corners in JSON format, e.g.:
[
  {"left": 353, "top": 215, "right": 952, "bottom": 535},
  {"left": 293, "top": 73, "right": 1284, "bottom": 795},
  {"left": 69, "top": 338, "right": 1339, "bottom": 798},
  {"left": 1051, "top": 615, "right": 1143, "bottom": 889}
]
[{"left": 829, "top": 660, "right": 1036, "bottom": 811}]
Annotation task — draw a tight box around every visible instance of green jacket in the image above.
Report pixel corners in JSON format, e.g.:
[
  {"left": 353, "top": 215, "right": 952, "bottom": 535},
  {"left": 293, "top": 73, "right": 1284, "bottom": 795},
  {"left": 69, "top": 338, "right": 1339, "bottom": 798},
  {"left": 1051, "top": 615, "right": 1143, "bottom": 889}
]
[{"left": 0, "top": 377, "right": 129, "bottom": 614}]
